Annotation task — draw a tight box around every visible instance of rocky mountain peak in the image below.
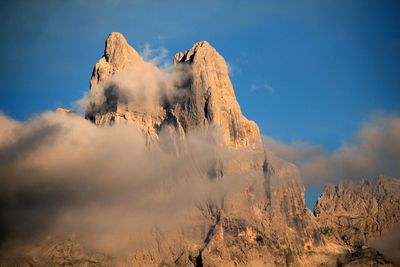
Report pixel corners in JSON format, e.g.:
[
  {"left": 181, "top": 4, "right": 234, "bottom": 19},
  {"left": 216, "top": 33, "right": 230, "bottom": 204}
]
[
  {"left": 104, "top": 32, "right": 138, "bottom": 62},
  {"left": 172, "top": 40, "right": 261, "bottom": 148},
  {"left": 90, "top": 32, "right": 141, "bottom": 89},
  {"left": 173, "top": 41, "right": 212, "bottom": 64},
  {"left": 86, "top": 33, "right": 261, "bottom": 148}
]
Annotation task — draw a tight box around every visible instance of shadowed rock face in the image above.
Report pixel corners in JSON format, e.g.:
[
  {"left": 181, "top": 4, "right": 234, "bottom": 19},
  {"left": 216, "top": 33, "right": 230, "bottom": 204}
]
[{"left": 314, "top": 176, "right": 400, "bottom": 249}]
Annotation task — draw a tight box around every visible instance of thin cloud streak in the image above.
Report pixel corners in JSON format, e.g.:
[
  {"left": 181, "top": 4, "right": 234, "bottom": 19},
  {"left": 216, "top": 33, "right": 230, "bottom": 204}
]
[{"left": 249, "top": 82, "right": 275, "bottom": 94}]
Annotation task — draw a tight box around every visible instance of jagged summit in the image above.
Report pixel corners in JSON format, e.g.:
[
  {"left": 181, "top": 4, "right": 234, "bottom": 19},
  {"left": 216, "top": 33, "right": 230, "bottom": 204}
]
[
  {"left": 314, "top": 176, "right": 400, "bottom": 249},
  {"left": 86, "top": 33, "right": 261, "bottom": 148},
  {"left": 173, "top": 41, "right": 212, "bottom": 64},
  {"left": 90, "top": 32, "right": 141, "bottom": 89},
  {"left": 104, "top": 32, "right": 139, "bottom": 68},
  {"left": 172, "top": 39, "right": 261, "bottom": 148}
]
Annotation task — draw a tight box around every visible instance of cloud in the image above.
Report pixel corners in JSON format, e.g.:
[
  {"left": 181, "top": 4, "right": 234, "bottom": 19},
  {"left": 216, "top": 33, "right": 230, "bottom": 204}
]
[
  {"left": 263, "top": 83, "right": 275, "bottom": 94},
  {"left": 264, "top": 114, "right": 400, "bottom": 185},
  {"left": 249, "top": 83, "right": 275, "bottom": 94},
  {"left": 0, "top": 43, "right": 261, "bottom": 259},
  {"left": 81, "top": 54, "right": 191, "bottom": 116},
  {"left": 139, "top": 42, "right": 170, "bottom": 66},
  {"left": 226, "top": 61, "right": 234, "bottom": 75},
  {"left": 370, "top": 225, "right": 400, "bottom": 265},
  {"left": 250, "top": 84, "right": 258, "bottom": 92},
  {"left": 0, "top": 111, "right": 249, "bottom": 256}
]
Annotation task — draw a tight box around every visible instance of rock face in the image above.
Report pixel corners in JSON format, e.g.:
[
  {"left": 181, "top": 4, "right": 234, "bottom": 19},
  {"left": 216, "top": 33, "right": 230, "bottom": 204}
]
[{"left": 314, "top": 176, "right": 400, "bottom": 249}]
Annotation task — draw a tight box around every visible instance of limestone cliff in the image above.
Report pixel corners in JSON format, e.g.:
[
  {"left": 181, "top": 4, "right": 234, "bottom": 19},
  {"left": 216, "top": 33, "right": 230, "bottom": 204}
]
[{"left": 314, "top": 176, "right": 400, "bottom": 249}]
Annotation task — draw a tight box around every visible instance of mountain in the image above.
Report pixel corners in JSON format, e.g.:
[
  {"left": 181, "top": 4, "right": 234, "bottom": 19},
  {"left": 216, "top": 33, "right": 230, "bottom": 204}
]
[
  {"left": 1, "top": 32, "right": 398, "bottom": 267},
  {"left": 83, "top": 32, "right": 322, "bottom": 266},
  {"left": 83, "top": 33, "right": 400, "bottom": 266}
]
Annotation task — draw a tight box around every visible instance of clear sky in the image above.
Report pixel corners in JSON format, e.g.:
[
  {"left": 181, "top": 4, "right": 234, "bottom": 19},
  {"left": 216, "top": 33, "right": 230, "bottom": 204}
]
[{"left": 1, "top": 1, "right": 399, "bottom": 207}]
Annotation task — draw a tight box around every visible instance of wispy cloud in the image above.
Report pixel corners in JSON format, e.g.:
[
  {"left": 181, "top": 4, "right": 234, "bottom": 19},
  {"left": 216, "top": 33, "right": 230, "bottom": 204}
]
[
  {"left": 263, "top": 83, "right": 275, "bottom": 94},
  {"left": 140, "top": 42, "right": 169, "bottom": 66},
  {"left": 264, "top": 114, "right": 400, "bottom": 185},
  {"left": 250, "top": 84, "right": 258, "bottom": 92},
  {"left": 226, "top": 61, "right": 234, "bottom": 75},
  {"left": 250, "top": 82, "right": 275, "bottom": 94},
  {"left": 81, "top": 50, "right": 191, "bottom": 115}
]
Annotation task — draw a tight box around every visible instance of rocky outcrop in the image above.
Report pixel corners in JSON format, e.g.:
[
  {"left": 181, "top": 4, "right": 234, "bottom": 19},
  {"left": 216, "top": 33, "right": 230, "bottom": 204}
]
[{"left": 314, "top": 176, "right": 400, "bottom": 249}]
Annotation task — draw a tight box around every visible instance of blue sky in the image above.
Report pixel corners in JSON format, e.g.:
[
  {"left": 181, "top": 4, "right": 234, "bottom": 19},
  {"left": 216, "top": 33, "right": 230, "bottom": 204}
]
[{"left": 1, "top": 1, "right": 399, "bottom": 207}]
